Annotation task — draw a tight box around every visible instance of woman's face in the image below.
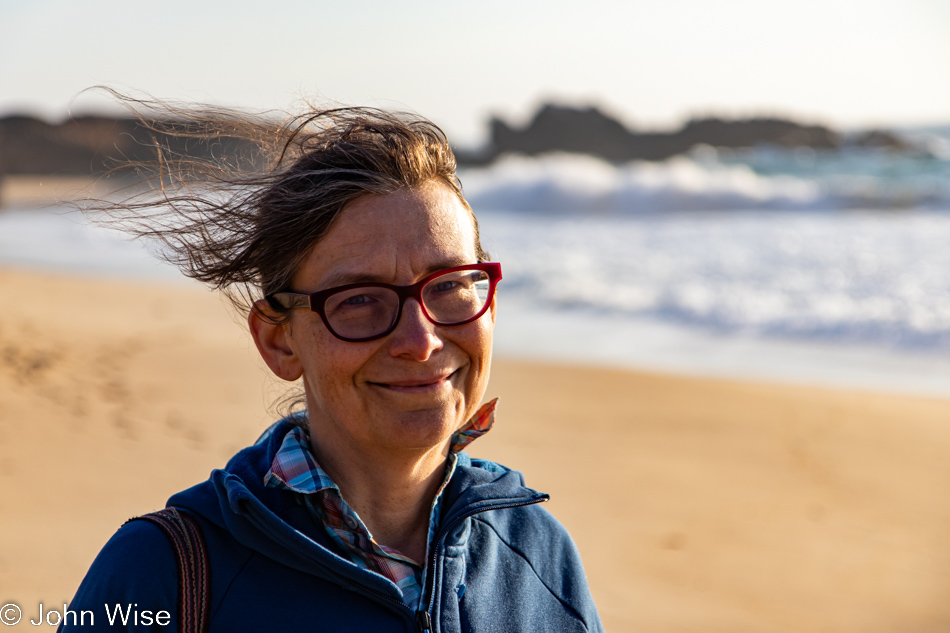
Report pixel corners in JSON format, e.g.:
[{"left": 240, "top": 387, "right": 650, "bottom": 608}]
[{"left": 282, "top": 182, "right": 494, "bottom": 457}]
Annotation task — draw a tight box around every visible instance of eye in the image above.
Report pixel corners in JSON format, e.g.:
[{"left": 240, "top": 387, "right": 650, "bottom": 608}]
[
  {"left": 341, "top": 294, "right": 373, "bottom": 306},
  {"left": 433, "top": 280, "right": 461, "bottom": 292},
  {"left": 324, "top": 287, "right": 396, "bottom": 321}
]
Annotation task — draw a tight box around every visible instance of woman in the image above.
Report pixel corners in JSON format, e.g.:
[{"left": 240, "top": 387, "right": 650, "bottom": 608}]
[{"left": 63, "top": 105, "right": 603, "bottom": 632}]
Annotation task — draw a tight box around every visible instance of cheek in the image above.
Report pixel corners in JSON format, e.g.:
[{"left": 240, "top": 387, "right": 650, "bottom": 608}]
[
  {"left": 476, "top": 312, "right": 495, "bottom": 353},
  {"left": 290, "top": 322, "right": 358, "bottom": 394},
  {"left": 461, "top": 319, "right": 495, "bottom": 377}
]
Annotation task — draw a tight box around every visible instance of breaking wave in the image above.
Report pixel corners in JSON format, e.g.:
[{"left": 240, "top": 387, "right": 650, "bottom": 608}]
[{"left": 461, "top": 150, "right": 950, "bottom": 213}]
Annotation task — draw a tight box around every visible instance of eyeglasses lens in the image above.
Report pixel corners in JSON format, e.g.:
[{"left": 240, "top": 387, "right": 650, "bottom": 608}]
[
  {"left": 422, "top": 268, "right": 491, "bottom": 324},
  {"left": 323, "top": 269, "right": 492, "bottom": 340},
  {"left": 324, "top": 287, "right": 398, "bottom": 341}
]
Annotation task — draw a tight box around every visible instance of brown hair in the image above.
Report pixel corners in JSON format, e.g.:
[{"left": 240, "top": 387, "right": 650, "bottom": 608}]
[{"left": 91, "top": 95, "right": 487, "bottom": 320}]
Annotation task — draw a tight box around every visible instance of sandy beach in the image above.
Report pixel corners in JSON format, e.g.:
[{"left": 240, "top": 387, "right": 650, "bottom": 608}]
[{"left": 1, "top": 266, "right": 949, "bottom": 631}]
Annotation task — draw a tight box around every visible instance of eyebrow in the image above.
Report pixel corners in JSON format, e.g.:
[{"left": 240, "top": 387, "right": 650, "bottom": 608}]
[{"left": 318, "top": 258, "right": 473, "bottom": 290}]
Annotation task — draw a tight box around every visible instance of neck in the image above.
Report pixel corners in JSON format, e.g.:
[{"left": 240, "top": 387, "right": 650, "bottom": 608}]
[{"left": 307, "top": 427, "right": 450, "bottom": 565}]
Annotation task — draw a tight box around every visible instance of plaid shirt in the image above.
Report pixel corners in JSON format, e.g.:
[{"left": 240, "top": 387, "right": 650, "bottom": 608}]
[{"left": 263, "top": 399, "right": 497, "bottom": 610}]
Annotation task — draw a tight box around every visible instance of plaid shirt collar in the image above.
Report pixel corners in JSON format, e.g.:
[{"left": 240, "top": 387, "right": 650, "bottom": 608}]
[
  {"left": 262, "top": 398, "right": 497, "bottom": 609},
  {"left": 264, "top": 398, "right": 496, "bottom": 495}
]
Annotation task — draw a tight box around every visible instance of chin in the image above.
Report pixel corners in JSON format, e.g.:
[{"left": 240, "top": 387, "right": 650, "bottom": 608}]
[{"left": 380, "top": 405, "right": 463, "bottom": 451}]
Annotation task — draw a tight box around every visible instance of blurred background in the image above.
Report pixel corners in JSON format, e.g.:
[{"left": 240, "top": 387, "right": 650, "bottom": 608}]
[
  {"left": 2, "top": 1, "right": 950, "bottom": 631},
  {"left": 3, "top": 0, "right": 950, "bottom": 393}
]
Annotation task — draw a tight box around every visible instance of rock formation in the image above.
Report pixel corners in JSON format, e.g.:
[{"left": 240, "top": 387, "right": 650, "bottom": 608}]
[
  {"left": 0, "top": 104, "right": 926, "bottom": 175},
  {"left": 456, "top": 104, "right": 919, "bottom": 165},
  {"left": 0, "top": 115, "right": 259, "bottom": 176}
]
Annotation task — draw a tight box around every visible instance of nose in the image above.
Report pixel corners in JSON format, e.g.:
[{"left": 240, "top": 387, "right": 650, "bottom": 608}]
[{"left": 387, "top": 298, "right": 443, "bottom": 361}]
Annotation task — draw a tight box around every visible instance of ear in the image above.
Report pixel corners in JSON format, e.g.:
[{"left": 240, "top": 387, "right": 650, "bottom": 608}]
[
  {"left": 489, "top": 294, "right": 497, "bottom": 322},
  {"left": 248, "top": 300, "right": 304, "bottom": 381}
]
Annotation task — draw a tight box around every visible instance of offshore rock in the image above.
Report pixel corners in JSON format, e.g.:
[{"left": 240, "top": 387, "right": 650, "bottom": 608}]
[{"left": 470, "top": 103, "right": 843, "bottom": 164}]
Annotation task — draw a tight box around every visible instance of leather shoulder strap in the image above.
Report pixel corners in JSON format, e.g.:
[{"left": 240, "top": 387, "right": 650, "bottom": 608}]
[{"left": 127, "top": 507, "right": 211, "bottom": 633}]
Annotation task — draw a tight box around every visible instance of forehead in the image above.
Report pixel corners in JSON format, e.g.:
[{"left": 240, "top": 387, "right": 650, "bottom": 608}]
[{"left": 294, "top": 182, "right": 478, "bottom": 290}]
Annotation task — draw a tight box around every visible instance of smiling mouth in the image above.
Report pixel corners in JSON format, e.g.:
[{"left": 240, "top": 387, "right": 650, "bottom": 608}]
[{"left": 370, "top": 370, "right": 458, "bottom": 393}]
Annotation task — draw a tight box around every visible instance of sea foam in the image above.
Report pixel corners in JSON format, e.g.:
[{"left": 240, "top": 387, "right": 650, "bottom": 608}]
[
  {"left": 478, "top": 209, "right": 950, "bottom": 353},
  {"left": 461, "top": 150, "right": 950, "bottom": 213}
]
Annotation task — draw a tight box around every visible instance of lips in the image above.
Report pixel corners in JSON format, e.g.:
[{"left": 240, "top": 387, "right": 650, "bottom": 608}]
[{"left": 369, "top": 369, "right": 458, "bottom": 393}]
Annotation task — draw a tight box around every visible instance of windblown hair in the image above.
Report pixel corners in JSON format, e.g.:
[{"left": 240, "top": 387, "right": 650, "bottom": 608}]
[{"left": 91, "top": 93, "right": 487, "bottom": 320}]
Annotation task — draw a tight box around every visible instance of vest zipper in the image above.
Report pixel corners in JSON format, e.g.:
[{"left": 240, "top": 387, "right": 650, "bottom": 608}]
[
  {"left": 417, "top": 496, "right": 548, "bottom": 630},
  {"left": 415, "top": 609, "right": 433, "bottom": 632}
]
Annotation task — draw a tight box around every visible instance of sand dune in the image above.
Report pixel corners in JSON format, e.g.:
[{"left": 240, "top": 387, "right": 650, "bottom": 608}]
[{"left": 1, "top": 267, "right": 949, "bottom": 631}]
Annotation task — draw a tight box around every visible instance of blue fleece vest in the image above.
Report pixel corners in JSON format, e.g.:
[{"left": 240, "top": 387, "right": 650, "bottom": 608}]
[{"left": 62, "top": 420, "right": 604, "bottom": 632}]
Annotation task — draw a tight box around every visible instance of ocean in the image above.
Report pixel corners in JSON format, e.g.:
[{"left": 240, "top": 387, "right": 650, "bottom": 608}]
[{"left": 3, "top": 131, "right": 950, "bottom": 398}]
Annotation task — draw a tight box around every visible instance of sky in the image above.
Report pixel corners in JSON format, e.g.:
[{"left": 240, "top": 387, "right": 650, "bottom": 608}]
[{"left": 1, "top": 0, "right": 949, "bottom": 146}]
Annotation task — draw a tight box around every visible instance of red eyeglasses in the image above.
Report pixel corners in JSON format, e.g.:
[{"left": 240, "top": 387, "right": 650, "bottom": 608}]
[{"left": 269, "top": 263, "right": 502, "bottom": 342}]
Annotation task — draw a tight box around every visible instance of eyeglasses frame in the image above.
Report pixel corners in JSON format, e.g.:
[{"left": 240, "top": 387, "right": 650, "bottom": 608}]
[{"left": 268, "top": 262, "right": 502, "bottom": 342}]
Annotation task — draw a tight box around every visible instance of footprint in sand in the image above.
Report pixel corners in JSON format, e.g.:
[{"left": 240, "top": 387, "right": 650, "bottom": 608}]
[{"left": 661, "top": 532, "right": 689, "bottom": 551}]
